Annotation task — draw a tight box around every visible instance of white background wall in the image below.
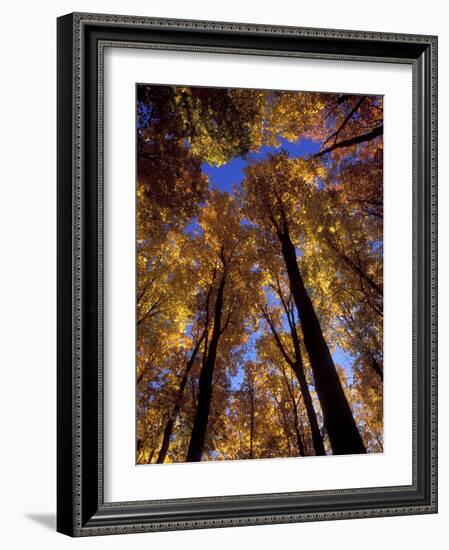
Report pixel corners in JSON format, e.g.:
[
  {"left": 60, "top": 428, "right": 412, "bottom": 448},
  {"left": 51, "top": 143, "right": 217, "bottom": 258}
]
[{"left": 0, "top": 1, "right": 445, "bottom": 548}]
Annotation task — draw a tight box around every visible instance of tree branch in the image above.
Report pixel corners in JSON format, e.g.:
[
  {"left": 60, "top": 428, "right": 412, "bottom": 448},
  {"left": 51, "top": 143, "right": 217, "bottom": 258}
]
[
  {"left": 260, "top": 307, "right": 294, "bottom": 366},
  {"left": 323, "top": 96, "right": 366, "bottom": 146},
  {"left": 315, "top": 124, "right": 383, "bottom": 157}
]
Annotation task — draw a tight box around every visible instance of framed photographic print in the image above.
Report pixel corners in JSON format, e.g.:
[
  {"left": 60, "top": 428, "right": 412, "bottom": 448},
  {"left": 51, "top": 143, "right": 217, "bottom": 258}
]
[{"left": 57, "top": 12, "right": 438, "bottom": 536}]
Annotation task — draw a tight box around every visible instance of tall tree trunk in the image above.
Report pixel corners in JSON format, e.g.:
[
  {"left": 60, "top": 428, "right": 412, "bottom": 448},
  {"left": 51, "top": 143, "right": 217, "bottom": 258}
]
[
  {"left": 280, "top": 369, "right": 305, "bottom": 457},
  {"left": 292, "top": 408, "right": 306, "bottom": 457},
  {"left": 156, "top": 330, "right": 206, "bottom": 464},
  {"left": 277, "top": 225, "right": 366, "bottom": 455},
  {"left": 290, "top": 359, "right": 326, "bottom": 456},
  {"left": 370, "top": 354, "right": 383, "bottom": 382},
  {"left": 186, "top": 273, "right": 226, "bottom": 462},
  {"left": 249, "top": 382, "right": 255, "bottom": 459},
  {"left": 263, "top": 304, "right": 326, "bottom": 456},
  {"left": 148, "top": 446, "right": 156, "bottom": 464},
  {"left": 287, "top": 323, "right": 326, "bottom": 456}
]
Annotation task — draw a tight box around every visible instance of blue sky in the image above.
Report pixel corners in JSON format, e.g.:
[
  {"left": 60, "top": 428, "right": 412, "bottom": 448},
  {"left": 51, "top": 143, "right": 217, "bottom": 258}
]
[
  {"left": 201, "top": 137, "right": 320, "bottom": 193},
  {"left": 199, "top": 136, "right": 355, "bottom": 390}
]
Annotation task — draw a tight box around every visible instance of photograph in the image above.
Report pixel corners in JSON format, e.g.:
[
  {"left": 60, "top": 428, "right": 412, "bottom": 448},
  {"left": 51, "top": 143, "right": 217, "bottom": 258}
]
[{"left": 135, "top": 84, "right": 384, "bottom": 464}]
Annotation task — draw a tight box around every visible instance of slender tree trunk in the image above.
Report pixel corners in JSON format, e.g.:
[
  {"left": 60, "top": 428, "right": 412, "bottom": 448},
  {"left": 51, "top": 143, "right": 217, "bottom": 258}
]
[
  {"left": 290, "top": 359, "right": 326, "bottom": 456},
  {"left": 370, "top": 354, "right": 383, "bottom": 381},
  {"left": 156, "top": 418, "right": 175, "bottom": 464},
  {"left": 186, "top": 273, "right": 226, "bottom": 462},
  {"left": 156, "top": 330, "right": 206, "bottom": 464},
  {"left": 292, "top": 409, "right": 306, "bottom": 457},
  {"left": 264, "top": 303, "right": 325, "bottom": 456},
  {"left": 279, "top": 366, "right": 305, "bottom": 457},
  {"left": 272, "top": 394, "right": 293, "bottom": 456},
  {"left": 136, "top": 438, "right": 144, "bottom": 461},
  {"left": 137, "top": 425, "right": 160, "bottom": 464},
  {"left": 287, "top": 324, "right": 326, "bottom": 456},
  {"left": 365, "top": 418, "right": 383, "bottom": 451},
  {"left": 148, "top": 446, "right": 156, "bottom": 464},
  {"left": 249, "top": 383, "right": 255, "bottom": 459},
  {"left": 277, "top": 225, "right": 366, "bottom": 455},
  {"left": 325, "top": 234, "right": 383, "bottom": 298}
]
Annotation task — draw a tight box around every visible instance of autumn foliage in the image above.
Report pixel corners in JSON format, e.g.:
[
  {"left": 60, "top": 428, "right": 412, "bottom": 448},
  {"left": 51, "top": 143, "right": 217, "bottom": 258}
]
[{"left": 136, "top": 85, "right": 383, "bottom": 463}]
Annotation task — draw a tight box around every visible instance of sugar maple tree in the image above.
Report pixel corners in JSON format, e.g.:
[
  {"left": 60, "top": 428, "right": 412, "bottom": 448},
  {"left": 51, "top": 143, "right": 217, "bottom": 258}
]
[{"left": 136, "top": 85, "right": 383, "bottom": 463}]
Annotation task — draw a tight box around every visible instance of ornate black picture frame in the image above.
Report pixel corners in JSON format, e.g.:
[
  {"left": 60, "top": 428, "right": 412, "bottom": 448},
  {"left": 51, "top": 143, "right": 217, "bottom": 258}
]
[{"left": 57, "top": 12, "right": 438, "bottom": 537}]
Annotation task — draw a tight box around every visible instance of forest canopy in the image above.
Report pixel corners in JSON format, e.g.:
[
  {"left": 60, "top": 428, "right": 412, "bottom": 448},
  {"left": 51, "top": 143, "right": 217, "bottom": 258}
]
[{"left": 136, "top": 84, "right": 383, "bottom": 464}]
